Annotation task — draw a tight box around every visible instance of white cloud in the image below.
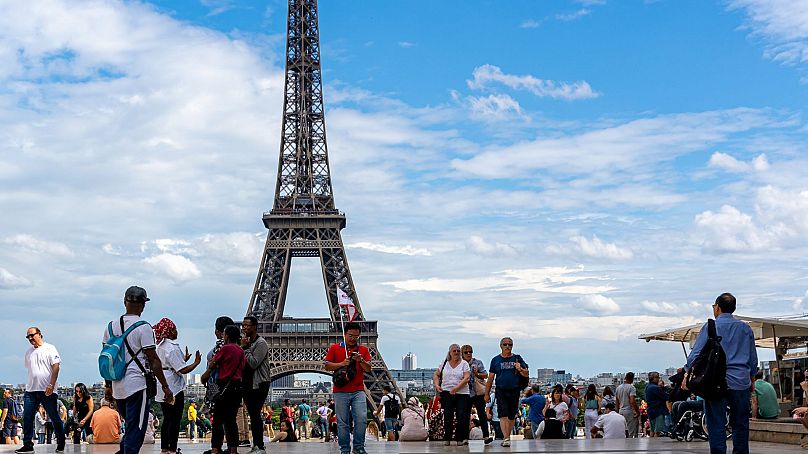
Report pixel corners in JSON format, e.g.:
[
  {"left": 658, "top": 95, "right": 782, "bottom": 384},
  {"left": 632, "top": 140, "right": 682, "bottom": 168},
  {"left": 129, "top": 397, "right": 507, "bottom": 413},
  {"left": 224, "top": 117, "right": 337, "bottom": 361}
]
[
  {"left": 465, "top": 235, "right": 518, "bottom": 257},
  {"left": 3, "top": 234, "right": 74, "bottom": 257},
  {"left": 641, "top": 300, "right": 704, "bottom": 315},
  {"left": 347, "top": 242, "right": 432, "bottom": 256},
  {"left": 570, "top": 235, "right": 633, "bottom": 260},
  {"left": 695, "top": 186, "right": 808, "bottom": 252},
  {"left": 0, "top": 267, "right": 32, "bottom": 289},
  {"left": 398, "top": 41, "right": 416, "bottom": 48},
  {"left": 384, "top": 266, "right": 615, "bottom": 295},
  {"left": 792, "top": 290, "right": 808, "bottom": 311},
  {"left": 728, "top": 0, "right": 808, "bottom": 67},
  {"left": 520, "top": 19, "right": 541, "bottom": 29},
  {"left": 467, "top": 94, "right": 525, "bottom": 122},
  {"left": 708, "top": 152, "right": 770, "bottom": 172},
  {"left": 143, "top": 253, "right": 201, "bottom": 282},
  {"left": 556, "top": 8, "right": 592, "bottom": 21},
  {"left": 579, "top": 294, "right": 620, "bottom": 314},
  {"left": 452, "top": 108, "right": 780, "bottom": 180},
  {"left": 467, "top": 64, "right": 599, "bottom": 100}
]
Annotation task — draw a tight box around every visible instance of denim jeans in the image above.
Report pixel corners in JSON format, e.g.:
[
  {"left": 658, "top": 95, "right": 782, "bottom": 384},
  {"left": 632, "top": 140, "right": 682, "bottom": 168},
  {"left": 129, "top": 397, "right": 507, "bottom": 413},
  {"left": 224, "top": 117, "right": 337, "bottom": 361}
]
[
  {"left": 334, "top": 391, "right": 366, "bottom": 454},
  {"left": 565, "top": 418, "right": 577, "bottom": 439},
  {"left": 704, "top": 389, "right": 750, "bottom": 454},
  {"left": 318, "top": 418, "right": 328, "bottom": 438},
  {"left": 23, "top": 391, "right": 65, "bottom": 449}
]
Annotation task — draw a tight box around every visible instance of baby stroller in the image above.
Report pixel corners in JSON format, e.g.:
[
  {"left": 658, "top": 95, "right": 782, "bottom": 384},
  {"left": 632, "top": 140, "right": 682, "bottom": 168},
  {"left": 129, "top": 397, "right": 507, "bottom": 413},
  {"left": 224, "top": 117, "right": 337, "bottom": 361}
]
[{"left": 672, "top": 407, "right": 732, "bottom": 442}]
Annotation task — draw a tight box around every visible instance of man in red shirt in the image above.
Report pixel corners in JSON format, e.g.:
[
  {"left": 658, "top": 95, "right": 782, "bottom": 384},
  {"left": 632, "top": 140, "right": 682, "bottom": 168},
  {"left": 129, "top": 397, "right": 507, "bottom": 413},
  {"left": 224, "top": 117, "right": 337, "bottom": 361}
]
[{"left": 324, "top": 322, "right": 371, "bottom": 454}]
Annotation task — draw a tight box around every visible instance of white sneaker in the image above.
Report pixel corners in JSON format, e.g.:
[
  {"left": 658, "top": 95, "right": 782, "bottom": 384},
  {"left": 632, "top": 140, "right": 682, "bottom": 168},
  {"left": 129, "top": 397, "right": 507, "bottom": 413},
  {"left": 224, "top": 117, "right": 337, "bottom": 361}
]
[{"left": 501, "top": 439, "right": 511, "bottom": 447}]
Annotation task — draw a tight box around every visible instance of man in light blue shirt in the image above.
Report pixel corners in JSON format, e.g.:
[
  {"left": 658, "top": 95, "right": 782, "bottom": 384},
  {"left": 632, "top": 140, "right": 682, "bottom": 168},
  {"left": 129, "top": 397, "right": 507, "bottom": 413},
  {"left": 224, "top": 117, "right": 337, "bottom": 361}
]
[{"left": 685, "top": 293, "right": 757, "bottom": 454}]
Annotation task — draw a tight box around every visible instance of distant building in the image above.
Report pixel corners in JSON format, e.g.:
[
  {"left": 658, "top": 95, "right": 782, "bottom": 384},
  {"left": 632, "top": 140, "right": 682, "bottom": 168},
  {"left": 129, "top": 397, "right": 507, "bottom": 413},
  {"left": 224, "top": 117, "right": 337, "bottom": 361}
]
[
  {"left": 390, "top": 369, "right": 433, "bottom": 389},
  {"left": 536, "top": 368, "right": 572, "bottom": 386},
  {"left": 272, "top": 375, "right": 294, "bottom": 388},
  {"left": 402, "top": 352, "right": 417, "bottom": 370}
]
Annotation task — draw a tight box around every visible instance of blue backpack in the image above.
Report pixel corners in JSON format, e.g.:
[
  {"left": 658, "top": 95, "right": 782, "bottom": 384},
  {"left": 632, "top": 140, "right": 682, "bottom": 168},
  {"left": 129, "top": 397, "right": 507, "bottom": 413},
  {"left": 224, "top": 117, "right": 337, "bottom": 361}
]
[{"left": 99, "top": 318, "right": 148, "bottom": 381}]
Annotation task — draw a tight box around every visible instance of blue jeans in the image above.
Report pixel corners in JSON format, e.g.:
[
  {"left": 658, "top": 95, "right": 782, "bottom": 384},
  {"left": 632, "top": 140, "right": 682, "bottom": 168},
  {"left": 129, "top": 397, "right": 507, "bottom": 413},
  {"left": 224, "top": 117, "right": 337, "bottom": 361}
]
[
  {"left": 334, "top": 391, "right": 366, "bottom": 454},
  {"left": 116, "top": 389, "right": 150, "bottom": 454},
  {"left": 318, "top": 418, "right": 328, "bottom": 438},
  {"left": 704, "top": 389, "right": 750, "bottom": 454},
  {"left": 23, "top": 391, "right": 65, "bottom": 448},
  {"left": 565, "top": 418, "right": 577, "bottom": 439}
]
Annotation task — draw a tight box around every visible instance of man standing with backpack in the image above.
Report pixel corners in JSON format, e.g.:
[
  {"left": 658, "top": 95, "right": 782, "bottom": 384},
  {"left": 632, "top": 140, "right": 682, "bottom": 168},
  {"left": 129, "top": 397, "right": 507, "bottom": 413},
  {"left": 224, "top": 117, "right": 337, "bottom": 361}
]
[
  {"left": 102, "top": 286, "right": 173, "bottom": 454},
  {"left": 684, "top": 293, "right": 757, "bottom": 454},
  {"left": 2, "top": 389, "right": 21, "bottom": 445},
  {"left": 374, "top": 386, "right": 401, "bottom": 441}
]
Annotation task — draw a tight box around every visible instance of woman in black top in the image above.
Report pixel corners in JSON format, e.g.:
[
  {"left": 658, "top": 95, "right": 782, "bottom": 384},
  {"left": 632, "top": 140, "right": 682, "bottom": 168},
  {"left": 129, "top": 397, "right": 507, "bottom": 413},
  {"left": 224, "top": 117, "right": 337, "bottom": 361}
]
[{"left": 72, "top": 383, "right": 94, "bottom": 444}]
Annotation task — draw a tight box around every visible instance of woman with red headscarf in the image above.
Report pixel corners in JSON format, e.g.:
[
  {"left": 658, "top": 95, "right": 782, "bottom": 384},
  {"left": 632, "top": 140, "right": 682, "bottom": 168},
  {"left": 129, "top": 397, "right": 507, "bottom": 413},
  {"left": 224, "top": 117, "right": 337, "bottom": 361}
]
[{"left": 153, "top": 318, "right": 202, "bottom": 454}]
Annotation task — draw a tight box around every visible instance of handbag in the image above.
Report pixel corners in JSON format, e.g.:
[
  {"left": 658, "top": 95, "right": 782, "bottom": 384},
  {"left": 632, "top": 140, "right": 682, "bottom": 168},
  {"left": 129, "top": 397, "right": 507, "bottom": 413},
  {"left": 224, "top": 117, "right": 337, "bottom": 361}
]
[{"left": 474, "top": 377, "right": 487, "bottom": 396}]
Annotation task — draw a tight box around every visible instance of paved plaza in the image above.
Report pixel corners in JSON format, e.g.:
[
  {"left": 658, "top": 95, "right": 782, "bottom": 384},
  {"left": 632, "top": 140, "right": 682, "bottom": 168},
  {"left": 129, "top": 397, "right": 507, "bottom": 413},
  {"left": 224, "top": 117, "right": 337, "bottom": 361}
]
[{"left": 0, "top": 438, "right": 800, "bottom": 454}]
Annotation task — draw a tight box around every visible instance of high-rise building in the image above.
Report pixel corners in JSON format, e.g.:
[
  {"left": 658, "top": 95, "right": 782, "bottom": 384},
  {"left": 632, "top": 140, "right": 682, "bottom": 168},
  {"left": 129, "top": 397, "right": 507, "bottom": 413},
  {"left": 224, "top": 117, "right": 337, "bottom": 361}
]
[
  {"left": 272, "top": 375, "right": 295, "bottom": 388},
  {"left": 402, "top": 352, "right": 417, "bottom": 370}
]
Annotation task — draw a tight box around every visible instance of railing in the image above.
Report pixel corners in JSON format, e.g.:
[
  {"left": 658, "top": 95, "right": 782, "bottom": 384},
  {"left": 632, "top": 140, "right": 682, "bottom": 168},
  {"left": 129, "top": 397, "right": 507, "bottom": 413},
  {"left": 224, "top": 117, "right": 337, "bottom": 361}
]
[{"left": 256, "top": 318, "right": 377, "bottom": 335}]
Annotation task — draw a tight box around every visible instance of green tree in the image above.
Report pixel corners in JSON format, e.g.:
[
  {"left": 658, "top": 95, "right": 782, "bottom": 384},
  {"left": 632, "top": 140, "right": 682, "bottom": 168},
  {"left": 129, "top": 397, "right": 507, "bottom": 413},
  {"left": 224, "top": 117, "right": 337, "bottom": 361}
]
[{"left": 634, "top": 380, "right": 647, "bottom": 402}]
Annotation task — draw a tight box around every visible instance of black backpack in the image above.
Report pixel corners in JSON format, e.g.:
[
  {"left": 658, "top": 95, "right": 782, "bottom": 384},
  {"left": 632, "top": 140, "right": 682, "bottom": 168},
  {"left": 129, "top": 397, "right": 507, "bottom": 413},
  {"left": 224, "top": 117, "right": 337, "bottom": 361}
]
[
  {"left": 687, "top": 319, "right": 727, "bottom": 399},
  {"left": 384, "top": 395, "right": 401, "bottom": 418},
  {"left": 333, "top": 347, "right": 358, "bottom": 387}
]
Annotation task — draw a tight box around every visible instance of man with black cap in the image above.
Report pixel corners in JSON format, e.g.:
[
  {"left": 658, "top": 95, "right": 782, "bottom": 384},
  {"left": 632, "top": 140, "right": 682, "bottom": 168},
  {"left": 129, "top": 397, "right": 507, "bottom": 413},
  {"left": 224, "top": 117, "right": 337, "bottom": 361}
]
[{"left": 102, "top": 286, "right": 173, "bottom": 454}]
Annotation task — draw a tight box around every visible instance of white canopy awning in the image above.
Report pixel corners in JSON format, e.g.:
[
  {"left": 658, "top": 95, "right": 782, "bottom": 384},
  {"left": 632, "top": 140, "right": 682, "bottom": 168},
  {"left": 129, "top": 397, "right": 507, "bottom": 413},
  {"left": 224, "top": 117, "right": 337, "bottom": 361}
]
[{"left": 638, "top": 315, "right": 808, "bottom": 350}]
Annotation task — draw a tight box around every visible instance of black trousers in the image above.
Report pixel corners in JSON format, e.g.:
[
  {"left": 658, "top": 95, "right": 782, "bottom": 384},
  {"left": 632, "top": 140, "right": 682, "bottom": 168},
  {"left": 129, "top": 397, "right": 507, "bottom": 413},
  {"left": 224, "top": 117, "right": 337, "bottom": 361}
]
[
  {"left": 160, "top": 392, "right": 185, "bottom": 452},
  {"left": 211, "top": 384, "right": 242, "bottom": 450},
  {"left": 470, "top": 394, "right": 490, "bottom": 438},
  {"left": 441, "top": 391, "right": 470, "bottom": 442},
  {"left": 243, "top": 382, "right": 270, "bottom": 449}
]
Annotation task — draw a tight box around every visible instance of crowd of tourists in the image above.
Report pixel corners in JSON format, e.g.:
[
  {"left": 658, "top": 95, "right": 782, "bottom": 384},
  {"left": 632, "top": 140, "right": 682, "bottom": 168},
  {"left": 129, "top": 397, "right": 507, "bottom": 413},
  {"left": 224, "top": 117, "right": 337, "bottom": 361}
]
[{"left": 1, "top": 288, "right": 776, "bottom": 454}]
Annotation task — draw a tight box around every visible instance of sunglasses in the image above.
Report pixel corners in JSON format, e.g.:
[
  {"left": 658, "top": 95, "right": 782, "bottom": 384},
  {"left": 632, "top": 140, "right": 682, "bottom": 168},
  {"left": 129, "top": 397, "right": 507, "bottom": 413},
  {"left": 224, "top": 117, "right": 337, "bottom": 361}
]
[
  {"left": 462, "top": 351, "right": 472, "bottom": 355},
  {"left": 451, "top": 349, "right": 461, "bottom": 352},
  {"left": 25, "top": 333, "right": 39, "bottom": 339},
  {"left": 501, "top": 343, "right": 513, "bottom": 346}
]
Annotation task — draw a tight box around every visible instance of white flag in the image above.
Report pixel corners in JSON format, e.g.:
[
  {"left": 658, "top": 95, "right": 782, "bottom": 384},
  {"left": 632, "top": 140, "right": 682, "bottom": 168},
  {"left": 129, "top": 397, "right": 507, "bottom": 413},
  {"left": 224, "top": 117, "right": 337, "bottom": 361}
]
[{"left": 337, "top": 288, "right": 357, "bottom": 322}]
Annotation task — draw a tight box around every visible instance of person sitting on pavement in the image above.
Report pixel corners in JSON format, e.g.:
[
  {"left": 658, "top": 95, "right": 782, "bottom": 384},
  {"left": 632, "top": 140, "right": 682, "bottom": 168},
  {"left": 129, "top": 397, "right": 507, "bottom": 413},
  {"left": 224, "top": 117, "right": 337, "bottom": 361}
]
[
  {"left": 270, "top": 421, "right": 297, "bottom": 442},
  {"left": 752, "top": 371, "right": 779, "bottom": 420},
  {"left": 591, "top": 402, "right": 627, "bottom": 439}
]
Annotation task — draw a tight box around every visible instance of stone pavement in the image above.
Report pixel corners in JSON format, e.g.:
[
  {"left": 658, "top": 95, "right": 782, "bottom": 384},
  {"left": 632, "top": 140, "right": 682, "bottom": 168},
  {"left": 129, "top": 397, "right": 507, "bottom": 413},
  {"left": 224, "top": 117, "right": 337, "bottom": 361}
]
[{"left": 0, "top": 438, "right": 801, "bottom": 454}]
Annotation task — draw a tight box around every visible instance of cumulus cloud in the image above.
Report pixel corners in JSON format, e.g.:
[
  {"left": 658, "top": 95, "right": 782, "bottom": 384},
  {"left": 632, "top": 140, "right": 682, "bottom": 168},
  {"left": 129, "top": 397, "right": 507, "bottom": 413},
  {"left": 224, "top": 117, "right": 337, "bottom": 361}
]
[
  {"left": 347, "top": 242, "right": 432, "bottom": 256},
  {"left": 398, "top": 41, "right": 416, "bottom": 48},
  {"left": 4, "top": 234, "right": 74, "bottom": 257},
  {"left": 467, "top": 64, "right": 599, "bottom": 100},
  {"left": 708, "top": 152, "right": 770, "bottom": 172},
  {"left": 143, "top": 253, "right": 202, "bottom": 282},
  {"left": 579, "top": 294, "right": 620, "bottom": 314},
  {"left": 465, "top": 235, "right": 518, "bottom": 257},
  {"left": 695, "top": 186, "right": 808, "bottom": 252},
  {"left": 0, "top": 267, "right": 32, "bottom": 289},
  {"left": 792, "top": 290, "right": 808, "bottom": 311},
  {"left": 570, "top": 235, "right": 633, "bottom": 260}
]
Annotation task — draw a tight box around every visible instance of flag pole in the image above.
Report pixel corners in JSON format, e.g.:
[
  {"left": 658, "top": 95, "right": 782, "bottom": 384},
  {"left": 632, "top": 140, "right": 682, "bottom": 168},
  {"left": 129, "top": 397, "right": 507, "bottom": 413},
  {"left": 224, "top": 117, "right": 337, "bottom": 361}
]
[{"left": 339, "top": 296, "right": 348, "bottom": 357}]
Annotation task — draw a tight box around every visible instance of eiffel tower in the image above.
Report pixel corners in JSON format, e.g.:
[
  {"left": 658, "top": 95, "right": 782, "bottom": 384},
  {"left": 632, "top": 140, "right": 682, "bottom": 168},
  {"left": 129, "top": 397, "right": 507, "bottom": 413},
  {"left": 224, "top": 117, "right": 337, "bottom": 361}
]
[{"left": 246, "top": 0, "right": 401, "bottom": 408}]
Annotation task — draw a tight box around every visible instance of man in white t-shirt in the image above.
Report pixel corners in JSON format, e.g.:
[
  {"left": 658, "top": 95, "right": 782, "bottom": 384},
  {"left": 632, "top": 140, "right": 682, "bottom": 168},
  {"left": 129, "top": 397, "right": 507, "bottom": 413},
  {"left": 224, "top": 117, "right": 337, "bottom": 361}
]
[
  {"left": 591, "top": 402, "right": 627, "bottom": 439},
  {"left": 316, "top": 402, "right": 330, "bottom": 440},
  {"left": 15, "top": 327, "right": 65, "bottom": 454},
  {"left": 102, "top": 286, "right": 173, "bottom": 454}
]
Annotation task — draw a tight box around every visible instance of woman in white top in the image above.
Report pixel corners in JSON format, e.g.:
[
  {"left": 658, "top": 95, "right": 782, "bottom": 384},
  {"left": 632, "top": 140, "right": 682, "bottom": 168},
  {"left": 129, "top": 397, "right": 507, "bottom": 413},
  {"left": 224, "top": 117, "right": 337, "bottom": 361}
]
[
  {"left": 432, "top": 343, "right": 471, "bottom": 446},
  {"left": 153, "top": 318, "right": 202, "bottom": 454},
  {"left": 544, "top": 387, "right": 570, "bottom": 425}
]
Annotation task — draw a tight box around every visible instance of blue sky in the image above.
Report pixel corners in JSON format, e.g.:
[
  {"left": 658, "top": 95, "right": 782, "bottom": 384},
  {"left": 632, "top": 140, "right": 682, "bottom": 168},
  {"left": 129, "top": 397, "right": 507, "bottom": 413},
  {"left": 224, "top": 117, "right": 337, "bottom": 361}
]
[{"left": 2, "top": 0, "right": 808, "bottom": 385}]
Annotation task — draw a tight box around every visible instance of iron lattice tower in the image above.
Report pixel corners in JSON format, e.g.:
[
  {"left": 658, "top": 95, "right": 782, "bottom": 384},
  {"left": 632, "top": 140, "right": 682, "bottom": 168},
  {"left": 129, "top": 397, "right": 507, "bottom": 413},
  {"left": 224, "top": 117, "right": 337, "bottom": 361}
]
[{"left": 247, "top": 0, "right": 401, "bottom": 407}]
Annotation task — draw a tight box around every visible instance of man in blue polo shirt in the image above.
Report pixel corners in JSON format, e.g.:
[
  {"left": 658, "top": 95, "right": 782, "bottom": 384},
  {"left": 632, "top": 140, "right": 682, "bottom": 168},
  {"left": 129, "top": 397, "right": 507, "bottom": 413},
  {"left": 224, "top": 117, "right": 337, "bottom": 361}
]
[
  {"left": 520, "top": 385, "right": 546, "bottom": 439},
  {"left": 685, "top": 293, "right": 757, "bottom": 454}
]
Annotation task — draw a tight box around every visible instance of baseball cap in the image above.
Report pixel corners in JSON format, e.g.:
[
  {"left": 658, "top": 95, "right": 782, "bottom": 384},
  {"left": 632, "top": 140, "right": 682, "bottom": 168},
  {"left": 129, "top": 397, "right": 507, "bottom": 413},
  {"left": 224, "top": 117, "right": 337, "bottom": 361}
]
[{"left": 125, "top": 286, "right": 150, "bottom": 302}]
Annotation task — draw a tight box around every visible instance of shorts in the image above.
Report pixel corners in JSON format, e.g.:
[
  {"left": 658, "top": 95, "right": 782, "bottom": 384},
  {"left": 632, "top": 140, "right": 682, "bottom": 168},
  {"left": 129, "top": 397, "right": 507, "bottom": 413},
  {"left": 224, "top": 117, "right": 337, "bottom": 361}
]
[
  {"left": 650, "top": 415, "right": 667, "bottom": 433},
  {"left": 384, "top": 417, "right": 398, "bottom": 431},
  {"left": 495, "top": 388, "right": 521, "bottom": 420},
  {"left": 3, "top": 423, "right": 18, "bottom": 438}
]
